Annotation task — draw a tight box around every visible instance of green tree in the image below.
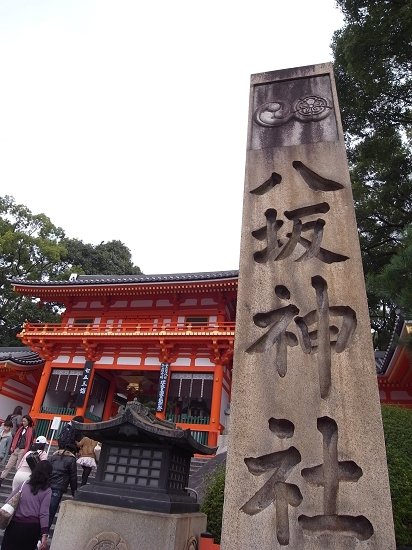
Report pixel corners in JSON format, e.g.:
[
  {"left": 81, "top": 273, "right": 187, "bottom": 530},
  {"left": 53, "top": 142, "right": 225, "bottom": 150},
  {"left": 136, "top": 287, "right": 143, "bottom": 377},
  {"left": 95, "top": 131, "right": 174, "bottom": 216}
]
[
  {"left": 63, "top": 238, "right": 141, "bottom": 276},
  {"left": 333, "top": 0, "right": 412, "bottom": 137},
  {"left": 0, "top": 196, "right": 141, "bottom": 345},
  {"left": 0, "top": 196, "right": 67, "bottom": 345},
  {"left": 350, "top": 129, "right": 412, "bottom": 346},
  {"left": 368, "top": 228, "right": 412, "bottom": 318},
  {"left": 332, "top": 0, "right": 412, "bottom": 348}
]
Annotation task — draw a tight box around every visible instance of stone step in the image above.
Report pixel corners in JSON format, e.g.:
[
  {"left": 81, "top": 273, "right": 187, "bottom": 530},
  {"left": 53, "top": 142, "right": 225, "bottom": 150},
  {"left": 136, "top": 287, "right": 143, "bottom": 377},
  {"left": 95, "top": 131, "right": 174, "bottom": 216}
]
[{"left": 189, "top": 457, "right": 209, "bottom": 476}]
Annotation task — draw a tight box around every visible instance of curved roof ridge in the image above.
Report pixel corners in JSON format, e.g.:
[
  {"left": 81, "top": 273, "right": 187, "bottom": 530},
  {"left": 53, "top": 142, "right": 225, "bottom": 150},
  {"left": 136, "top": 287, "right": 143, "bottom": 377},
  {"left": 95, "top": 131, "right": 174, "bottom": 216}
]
[
  {"left": 378, "top": 316, "right": 411, "bottom": 375},
  {"left": 10, "top": 269, "right": 239, "bottom": 287},
  {"left": 0, "top": 347, "right": 44, "bottom": 366}
]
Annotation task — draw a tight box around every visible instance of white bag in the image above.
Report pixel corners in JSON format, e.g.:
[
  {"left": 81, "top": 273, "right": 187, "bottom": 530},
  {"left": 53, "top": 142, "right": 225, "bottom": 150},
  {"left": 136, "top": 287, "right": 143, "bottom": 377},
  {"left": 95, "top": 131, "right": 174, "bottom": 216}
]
[
  {"left": 0, "top": 481, "right": 26, "bottom": 530},
  {"left": 94, "top": 443, "right": 101, "bottom": 463}
]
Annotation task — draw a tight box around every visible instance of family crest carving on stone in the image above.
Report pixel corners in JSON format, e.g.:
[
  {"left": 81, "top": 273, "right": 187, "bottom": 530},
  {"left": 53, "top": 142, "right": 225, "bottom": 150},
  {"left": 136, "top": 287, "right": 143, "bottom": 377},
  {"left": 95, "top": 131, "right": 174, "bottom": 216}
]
[{"left": 254, "top": 95, "right": 332, "bottom": 128}]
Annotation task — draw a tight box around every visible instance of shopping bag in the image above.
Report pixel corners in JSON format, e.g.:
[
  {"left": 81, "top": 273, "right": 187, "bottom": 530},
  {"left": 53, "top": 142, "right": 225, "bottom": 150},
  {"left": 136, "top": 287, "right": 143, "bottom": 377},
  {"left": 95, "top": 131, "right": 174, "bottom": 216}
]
[{"left": 0, "top": 483, "right": 25, "bottom": 529}]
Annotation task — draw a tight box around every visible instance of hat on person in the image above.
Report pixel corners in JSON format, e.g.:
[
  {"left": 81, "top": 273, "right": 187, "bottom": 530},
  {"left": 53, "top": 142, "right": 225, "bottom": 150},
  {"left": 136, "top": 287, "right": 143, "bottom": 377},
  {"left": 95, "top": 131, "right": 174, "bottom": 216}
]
[{"left": 35, "top": 436, "right": 48, "bottom": 444}]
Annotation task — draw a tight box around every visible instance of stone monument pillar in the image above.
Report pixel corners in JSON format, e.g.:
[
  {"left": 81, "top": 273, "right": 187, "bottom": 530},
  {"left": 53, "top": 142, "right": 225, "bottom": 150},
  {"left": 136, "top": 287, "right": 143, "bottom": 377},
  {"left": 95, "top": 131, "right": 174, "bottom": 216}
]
[{"left": 221, "top": 63, "right": 395, "bottom": 549}]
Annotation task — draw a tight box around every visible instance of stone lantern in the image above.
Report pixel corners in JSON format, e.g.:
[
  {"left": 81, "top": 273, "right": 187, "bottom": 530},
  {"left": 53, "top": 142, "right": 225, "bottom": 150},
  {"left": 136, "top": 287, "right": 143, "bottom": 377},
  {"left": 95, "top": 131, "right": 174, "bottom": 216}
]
[
  {"left": 72, "top": 400, "right": 215, "bottom": 513},
  {"left": 50, "top": 401, "right": 216, "bottom": 550}
]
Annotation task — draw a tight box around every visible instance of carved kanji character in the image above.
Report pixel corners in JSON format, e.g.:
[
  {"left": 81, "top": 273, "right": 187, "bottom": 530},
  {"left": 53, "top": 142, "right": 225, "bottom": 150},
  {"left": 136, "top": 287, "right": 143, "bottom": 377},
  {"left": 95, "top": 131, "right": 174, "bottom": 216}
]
[
  {"left": 241, "top": 442, "right": 302, "bottom": 545},
  {"left": 298, "top": 417, "right": 373, "bottom": 541},
  {"left": 246, "top": 302, "right": 299, "bottom": 377},
  {"left": 250, "top": 161, "right": 344, "bottom": 195},
  {"left": 253, "top": 204, "right": 348, "bottom": 264},
  {"left": 295, "top": 276, "right": 357, "bottom": 398},
  {"left": 247, "top": 278, "right": 357, "bottom": 397}
]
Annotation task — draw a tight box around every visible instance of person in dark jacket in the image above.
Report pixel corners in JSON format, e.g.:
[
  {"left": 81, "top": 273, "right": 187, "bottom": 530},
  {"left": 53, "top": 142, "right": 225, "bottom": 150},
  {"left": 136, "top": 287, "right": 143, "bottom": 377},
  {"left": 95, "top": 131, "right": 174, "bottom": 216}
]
[
  {"left": 48, "top": 443, "right": 78, "bottom": 527},
  {"left": 57, "top": 416, "right": 84, "bottom": 450}
]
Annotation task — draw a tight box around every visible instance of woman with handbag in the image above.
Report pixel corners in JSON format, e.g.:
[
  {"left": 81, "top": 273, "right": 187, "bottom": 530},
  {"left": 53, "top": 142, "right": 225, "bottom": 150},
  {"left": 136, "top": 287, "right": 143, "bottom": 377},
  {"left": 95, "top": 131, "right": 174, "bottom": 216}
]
[
  {"left": 1, "top": 460, "right": 52, "bottom": 550},
  {"left": 0, "top": 415, "right": 35, "bottom": 486},
  {"left": 12, "top": 436, "right": 48, "bottom": 492}
]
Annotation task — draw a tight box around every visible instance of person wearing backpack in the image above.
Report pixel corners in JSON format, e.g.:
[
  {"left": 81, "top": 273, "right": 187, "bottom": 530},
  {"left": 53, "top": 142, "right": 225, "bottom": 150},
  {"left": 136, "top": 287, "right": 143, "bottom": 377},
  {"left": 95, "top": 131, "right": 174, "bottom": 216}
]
[
  {"left": 12, "top": 436, "right": 48, "bottom": 492},
  {"left": 57, "top": 416, "right": 84, "bottom": 449}
]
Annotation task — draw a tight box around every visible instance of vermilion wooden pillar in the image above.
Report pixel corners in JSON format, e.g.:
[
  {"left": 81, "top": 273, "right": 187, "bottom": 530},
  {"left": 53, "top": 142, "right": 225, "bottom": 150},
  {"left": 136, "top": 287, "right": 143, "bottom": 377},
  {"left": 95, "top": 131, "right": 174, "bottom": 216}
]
[
  {"left": 102, "top": 375, "right": 116, "bottom": 420},
  {"left": 209, "top": 363, "right": 223, "bottom": 447},
  {"left": 30, "top": 360, "right": 52, "bottom": 417}
]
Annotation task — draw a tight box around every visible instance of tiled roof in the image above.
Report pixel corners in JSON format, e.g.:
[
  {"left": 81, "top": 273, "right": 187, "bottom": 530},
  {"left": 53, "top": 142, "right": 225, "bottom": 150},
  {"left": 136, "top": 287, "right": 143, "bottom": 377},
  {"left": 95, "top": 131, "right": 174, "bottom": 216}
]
[
  {"left": 0, "top": 347, "right": 44, "bottom": 366},
  {"left": 374, "top": 351, "right": 386, "bottom": 375},
  {"left": 74, "top": 401, "right": 216, "bottom": 454},
  {"left": 378, "top": 316, "right": 411, "bottom": 375},
  {"left": 10, "top": 270, "right": 239, "bottom": 287}
]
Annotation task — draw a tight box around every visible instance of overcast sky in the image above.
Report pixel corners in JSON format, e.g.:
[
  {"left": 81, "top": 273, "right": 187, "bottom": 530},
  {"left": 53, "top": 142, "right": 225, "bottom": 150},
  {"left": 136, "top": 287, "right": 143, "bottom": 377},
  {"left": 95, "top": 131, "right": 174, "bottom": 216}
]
[{"left": 0, "top": 1, "right": 344, "bottom": 276}]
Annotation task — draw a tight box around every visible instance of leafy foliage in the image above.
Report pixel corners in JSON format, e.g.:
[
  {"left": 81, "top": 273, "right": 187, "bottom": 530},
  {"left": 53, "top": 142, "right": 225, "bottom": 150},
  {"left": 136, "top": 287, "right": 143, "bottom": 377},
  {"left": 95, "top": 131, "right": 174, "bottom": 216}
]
[
  {"left": 332, "top": 0, "right": 412, "bottom": 348},
  {"left": 200, "top": 464, "right": 225, "bottom": 543},
  {"left": 63, "top": 238, "right": 141, "bottom": 276},
  {"left": 368, "top": 228, "right": 412, "bottom": 319},
  {"left": 381, "top": 405, "right": 412, "bottom": 545},
  {"left": 0, "top": 195, "right": 141, "bottom": 345},
  {"left": 0, "top": 196, "right": 67, "bottom": 345},
  {"left": 333, "top": 0, "right": 412, "bottom": 137}
]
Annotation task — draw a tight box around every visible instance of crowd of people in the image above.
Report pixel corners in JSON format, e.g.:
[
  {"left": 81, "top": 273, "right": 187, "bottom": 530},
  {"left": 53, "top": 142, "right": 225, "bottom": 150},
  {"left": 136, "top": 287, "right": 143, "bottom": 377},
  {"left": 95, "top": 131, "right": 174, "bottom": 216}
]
[{"left": 0, "top": 407, "right": 100, "bottom": 550}]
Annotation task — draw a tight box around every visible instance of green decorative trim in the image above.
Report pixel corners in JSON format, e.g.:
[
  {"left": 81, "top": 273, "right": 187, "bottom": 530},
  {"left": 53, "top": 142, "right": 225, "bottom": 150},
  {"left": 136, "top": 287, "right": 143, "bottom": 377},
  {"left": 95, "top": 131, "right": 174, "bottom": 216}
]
[
  {"left": 166, "top": 414, "right": 210, "bottom": 425},
  {"left": 85, "top": 411, "right": 102, "bottom": 422},
  {"left": 41, "top": 406, "right": 76, "bottom": 415}
]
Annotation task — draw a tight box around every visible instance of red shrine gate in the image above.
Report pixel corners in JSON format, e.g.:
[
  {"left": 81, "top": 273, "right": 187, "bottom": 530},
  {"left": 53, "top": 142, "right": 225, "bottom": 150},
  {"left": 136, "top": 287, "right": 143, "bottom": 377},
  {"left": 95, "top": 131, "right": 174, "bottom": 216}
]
[{"left": 11, "top": 271, "right": 237, "bottom": 447}]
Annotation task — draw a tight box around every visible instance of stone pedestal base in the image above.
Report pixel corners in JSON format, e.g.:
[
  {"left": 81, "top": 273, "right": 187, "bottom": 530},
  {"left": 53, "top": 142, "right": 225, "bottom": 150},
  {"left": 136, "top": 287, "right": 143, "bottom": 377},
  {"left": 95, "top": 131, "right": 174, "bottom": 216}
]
[{"left": 50, "top": 500, "right": 207, "bottom": 550}]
